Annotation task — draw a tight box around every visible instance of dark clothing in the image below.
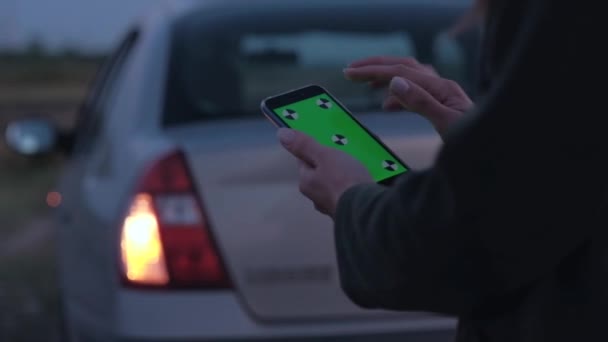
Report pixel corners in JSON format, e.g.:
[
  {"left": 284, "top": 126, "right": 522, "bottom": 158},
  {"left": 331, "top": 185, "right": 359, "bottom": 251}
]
[{"left": 334, "top": 0, "right": 607, "bottom": 341}]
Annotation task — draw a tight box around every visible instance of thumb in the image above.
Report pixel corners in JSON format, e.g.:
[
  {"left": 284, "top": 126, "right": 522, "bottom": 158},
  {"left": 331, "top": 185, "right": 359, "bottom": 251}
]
[
  {"left": 389, "top": 77, "right": 449, "bottom": 118},
  {"left": 277, "top": 128, "right": 321, "bottom": 166}
]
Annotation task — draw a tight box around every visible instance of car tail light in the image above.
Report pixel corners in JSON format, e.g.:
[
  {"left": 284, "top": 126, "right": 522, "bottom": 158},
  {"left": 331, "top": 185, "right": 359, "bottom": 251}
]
[{"left": 120, "top": 150, "right": 230, "bottom": 289}]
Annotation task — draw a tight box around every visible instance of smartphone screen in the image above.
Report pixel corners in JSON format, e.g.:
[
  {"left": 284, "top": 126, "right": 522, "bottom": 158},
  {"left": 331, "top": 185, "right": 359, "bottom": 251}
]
[{"left": 262, "top": 85, "right": 408, "bottom": 184}]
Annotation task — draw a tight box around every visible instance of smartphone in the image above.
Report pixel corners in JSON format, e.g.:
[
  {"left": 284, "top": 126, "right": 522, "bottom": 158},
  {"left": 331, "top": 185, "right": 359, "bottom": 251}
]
[{"left": 261, "top": 85, "right": 409, "bottom": 185}]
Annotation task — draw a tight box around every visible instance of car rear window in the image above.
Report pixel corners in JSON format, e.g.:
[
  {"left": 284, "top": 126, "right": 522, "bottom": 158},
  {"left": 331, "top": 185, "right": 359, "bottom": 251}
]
[{"left": 163, "top": 4, "right": 478, "bottom": 126}]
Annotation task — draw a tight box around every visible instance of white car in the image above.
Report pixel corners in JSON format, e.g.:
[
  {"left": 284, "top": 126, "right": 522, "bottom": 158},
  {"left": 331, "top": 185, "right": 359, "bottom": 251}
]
[{"left": 6, "top": 0, "right": 478, "bottom": 340}]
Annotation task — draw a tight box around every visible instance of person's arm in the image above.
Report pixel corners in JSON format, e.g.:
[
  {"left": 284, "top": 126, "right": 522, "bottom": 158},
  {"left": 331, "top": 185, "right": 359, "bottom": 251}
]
[
  {"left": 334, "top": 170, "right": 475, "bottom": 315},
  {"left": 334, "top": 0, "right": 601, "bottom": 316}
]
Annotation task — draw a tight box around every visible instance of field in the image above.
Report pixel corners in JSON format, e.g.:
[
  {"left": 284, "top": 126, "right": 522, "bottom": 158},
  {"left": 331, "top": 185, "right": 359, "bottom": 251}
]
[{"left": 0, "top": 55, "right": 100, "bottom": 341}]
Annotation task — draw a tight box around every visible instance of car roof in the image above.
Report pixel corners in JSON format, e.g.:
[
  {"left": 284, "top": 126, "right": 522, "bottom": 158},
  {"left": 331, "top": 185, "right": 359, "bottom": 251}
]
[{"left": 163, "top": 0, "right": 473, "bottom": 19}]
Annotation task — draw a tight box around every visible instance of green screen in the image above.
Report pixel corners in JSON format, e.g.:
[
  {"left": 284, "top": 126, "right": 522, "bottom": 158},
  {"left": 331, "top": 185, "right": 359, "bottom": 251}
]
[{"left": 274, "top": 94, "right": 408, "bottom": 182}]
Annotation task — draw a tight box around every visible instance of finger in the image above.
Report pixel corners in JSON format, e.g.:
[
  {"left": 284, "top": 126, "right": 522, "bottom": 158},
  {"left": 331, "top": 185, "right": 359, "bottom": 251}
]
[
  {"left": 297, "top": 158, "right": 313, "bottom": 169},
  {"left": 362, "top": 60, "right": 437, "bottom": 77},
  {"left": 298, "top": 165, "right": 316, "bottom": 198},
  {"left": 345, "top": 65, "right": 440, "bottom": 96},
  {"left": 389, "top": 77, "right": 453, "bottom": 118},
  {"left": 383, "top": 95, "right": 407, "bottom": 112},
  {"left": 369, "top": 64, "right": 439, "bottom": 89},
  {"left": 298, "top": 159, "right": 314, "bottom": 172},
  {"left": 314, "top": 203, "right": 330, "bottom": 216},
  {"left": 278, "top": 128, "right": 323, "bottom": 166},
  {"left": 369, "top": 80, "right": 387, "bottom": 89},
  {"left": 347, "top": 57, "right": 437, "bottom": 82},
  {"left": 422, "top": 64, "right": 439, "bottom": 76},
  {"left": 348, "top": 56, "right": 420, "bottom": 68},
  {"left": 368, "top": 65, "right": 436, "bottom": 89},
  {"left": 346, "top": 64, "right": 426, "bottom": 83}
]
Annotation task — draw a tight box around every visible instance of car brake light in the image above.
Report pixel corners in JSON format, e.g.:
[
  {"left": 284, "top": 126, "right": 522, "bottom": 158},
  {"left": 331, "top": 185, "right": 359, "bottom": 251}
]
[
  {"left": 120, "top": 150, "right": 230, "bottom": 289},
  {"left": 121, "top": 194, "right": 169, "bottom": 285}
]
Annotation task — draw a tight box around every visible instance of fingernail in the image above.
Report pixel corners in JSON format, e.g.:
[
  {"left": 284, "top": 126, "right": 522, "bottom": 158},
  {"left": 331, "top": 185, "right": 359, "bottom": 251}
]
[
  {"left": 343, "top": 68, "right": 351, "bottom": 77},
  {"left": 277, "top": 128, "right": 295, "bottom": 146},
  {"left": 389, "top": 77, "right": 410, "bottom": 95}
]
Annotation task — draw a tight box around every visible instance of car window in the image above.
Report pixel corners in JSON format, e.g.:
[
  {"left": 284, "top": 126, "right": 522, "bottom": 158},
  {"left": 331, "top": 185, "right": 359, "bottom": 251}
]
[
  {"left": 72, "top": 31, "right": 138, "bottom": 156},
  {"left": 163, "top": 6, "right": 479, "bottom": 126},
  {"left": 238, "top": 32, "right": 417, "bottom": 111}
]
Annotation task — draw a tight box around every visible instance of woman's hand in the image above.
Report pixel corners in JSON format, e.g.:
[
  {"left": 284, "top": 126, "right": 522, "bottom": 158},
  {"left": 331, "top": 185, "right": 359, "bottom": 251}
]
[
  {"left": 277, "top": 128, "right": 373, "bottom": 218},
  {"left": 344, "top": 56, "right": 474, "bottom": 138}
]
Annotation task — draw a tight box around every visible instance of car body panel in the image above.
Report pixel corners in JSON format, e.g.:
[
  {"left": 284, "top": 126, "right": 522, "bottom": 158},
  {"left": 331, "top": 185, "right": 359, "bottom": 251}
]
[
  {"left": 116, "top": 290, "right": 454, "bottom": 340},
  {"left": 168, "top": 114, "right": 441, "bottom": 321}
]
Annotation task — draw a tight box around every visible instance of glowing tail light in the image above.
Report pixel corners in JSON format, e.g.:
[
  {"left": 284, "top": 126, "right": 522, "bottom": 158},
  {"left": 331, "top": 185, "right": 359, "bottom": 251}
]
[
  {"left": 120, "top": 194, "right": 169, "bottom": 285},
  {"left": 119, "top": 150, "right": 230, "bottom": 289}
]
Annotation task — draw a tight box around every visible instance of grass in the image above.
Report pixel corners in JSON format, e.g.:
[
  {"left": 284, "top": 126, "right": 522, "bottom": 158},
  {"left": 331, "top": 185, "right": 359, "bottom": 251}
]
[
  {"left": 0, "top": 55, "right": 97, "bottom": 111},
  {"left": 0, "top": 84, "right": 87, "bottom": 110},
  {"left": 0, "top": 55, "right": 101, "bottom": 85}
]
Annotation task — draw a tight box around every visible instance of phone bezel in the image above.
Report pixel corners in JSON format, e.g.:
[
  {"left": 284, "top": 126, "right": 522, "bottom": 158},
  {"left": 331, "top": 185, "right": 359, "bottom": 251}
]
[{"left": 261, "top": 84, "right": 408, "bottom": 186}]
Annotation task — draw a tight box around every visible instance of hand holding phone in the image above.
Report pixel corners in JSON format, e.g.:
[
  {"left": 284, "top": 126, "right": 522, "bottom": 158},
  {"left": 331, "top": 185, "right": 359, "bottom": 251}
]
[{"left": 261, "top": 85, "right": 409, "bottom": 185}]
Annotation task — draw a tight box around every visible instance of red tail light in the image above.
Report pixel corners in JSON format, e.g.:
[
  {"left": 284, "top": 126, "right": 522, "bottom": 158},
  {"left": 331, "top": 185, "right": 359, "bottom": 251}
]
[{"left": 120, "top": 150, "right": 230, "bottom": 289}]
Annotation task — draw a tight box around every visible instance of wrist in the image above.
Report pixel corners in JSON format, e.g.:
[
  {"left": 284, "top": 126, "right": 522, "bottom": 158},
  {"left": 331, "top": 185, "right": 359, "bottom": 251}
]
[{"left": 331, "top": 181, "right": 372, "bottom": 219}]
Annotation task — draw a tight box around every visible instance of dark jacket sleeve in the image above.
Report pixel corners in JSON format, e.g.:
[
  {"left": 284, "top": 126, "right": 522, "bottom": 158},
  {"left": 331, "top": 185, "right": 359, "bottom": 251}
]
[{"left": 333, "top": 0, "right": 604, "bottom": 316}]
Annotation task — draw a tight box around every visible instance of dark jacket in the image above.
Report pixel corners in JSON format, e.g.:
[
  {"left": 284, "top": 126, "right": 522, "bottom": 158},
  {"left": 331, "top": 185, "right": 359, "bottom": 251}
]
[{"left": 334, "top": 0, "right": 607, "bottom": 341}]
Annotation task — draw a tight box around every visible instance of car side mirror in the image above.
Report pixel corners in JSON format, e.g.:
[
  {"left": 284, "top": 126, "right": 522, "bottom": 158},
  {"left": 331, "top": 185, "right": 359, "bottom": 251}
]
[{"left": 4, "top": 118, "right": 59, "bottom": 157}]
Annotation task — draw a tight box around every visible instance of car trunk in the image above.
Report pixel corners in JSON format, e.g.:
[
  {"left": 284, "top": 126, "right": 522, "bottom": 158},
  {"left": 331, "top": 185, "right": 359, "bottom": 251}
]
[{"left": 169, "top": 114, "right": 442, "bottom": 322}]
